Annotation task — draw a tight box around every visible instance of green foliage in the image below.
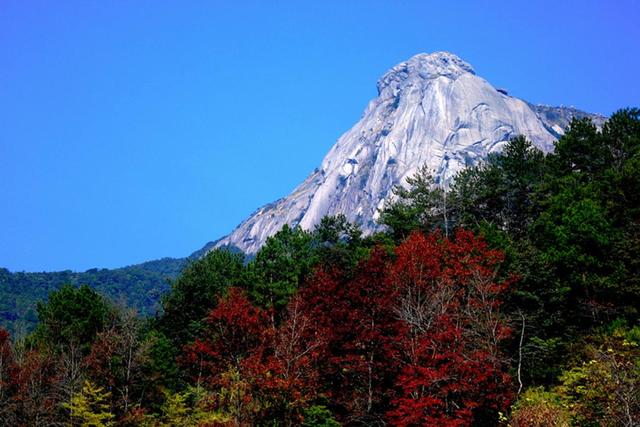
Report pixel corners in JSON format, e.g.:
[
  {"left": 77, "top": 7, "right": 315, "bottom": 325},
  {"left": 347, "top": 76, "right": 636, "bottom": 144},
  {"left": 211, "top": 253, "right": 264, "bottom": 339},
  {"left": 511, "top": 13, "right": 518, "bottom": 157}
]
[
  {"left": 549, "top": 117, "right": 608, "bottom": 177},
  {"left": 33, "top": 284, "right": 112, "bottom": 352},
  {"left": 302, "top": 405, "right": 341, "bottom": 427},
  {"left": 451, "top": 135, "right": 546, "bottom": 236},
  {"left": 246, "top": 224, "right": 316, "bottom": 311},
  {"left": 533, "top": 183, "right": 621, "bottom": 323},
  {"left": 160, "top": 249, "right": 244, "bottom": 345},
  {"left": 140, "top": 329, "right": 180, "bottom": 405},
  {"left": 245, "top": 218, "right": 370, "bottom": 312},
  {"left": 0, "top": 257, "right": 185, "bottom": 337},
  {"left": 149, "top": 385, "right": 241, "bottom": 426},
  {"left": 512, "top": 324, "right": 640, "bottom": 426},
  {"left": 311, "top": 214, "right": 365, "bottom": 274},
  {"left": 554, "top": 329, "right": 640, "bottom": 426},
  {"left": 157, "top": 390, "right": 192, "bottom": 426},
  {"left": 521, "top": 336, "right": 566, "bottom": 386},
  {"left": 380, "top": 164, "right": 447, "bottom": 240}
]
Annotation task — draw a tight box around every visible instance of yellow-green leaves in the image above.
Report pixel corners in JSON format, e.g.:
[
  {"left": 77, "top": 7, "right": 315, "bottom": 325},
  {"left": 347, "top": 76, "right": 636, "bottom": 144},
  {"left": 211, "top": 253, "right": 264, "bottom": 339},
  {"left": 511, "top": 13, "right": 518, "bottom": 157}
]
[{"left": 64, "top": 380, "right": 115, "bottom": 427}]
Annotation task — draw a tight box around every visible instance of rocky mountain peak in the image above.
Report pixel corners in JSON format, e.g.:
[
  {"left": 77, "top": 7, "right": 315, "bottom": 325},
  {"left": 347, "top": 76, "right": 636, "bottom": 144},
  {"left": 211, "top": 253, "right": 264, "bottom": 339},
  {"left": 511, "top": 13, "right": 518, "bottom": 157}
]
[
  {"left": 377, "top": 51, "right": 475, "bottom": 94},
  {"left": 212, "top": 53, "right": 605, "bottom": 255}
]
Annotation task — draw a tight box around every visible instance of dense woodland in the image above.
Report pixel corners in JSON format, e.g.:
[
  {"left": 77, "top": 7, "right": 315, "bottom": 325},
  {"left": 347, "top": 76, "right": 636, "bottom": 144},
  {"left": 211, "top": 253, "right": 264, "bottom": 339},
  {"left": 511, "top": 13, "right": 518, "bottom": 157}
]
[
  {"left": 0, "top": 257, "right": 187, "bottom": 336},
  {"left": 0, "top": 109, "right": 639, "bottom": 426}
]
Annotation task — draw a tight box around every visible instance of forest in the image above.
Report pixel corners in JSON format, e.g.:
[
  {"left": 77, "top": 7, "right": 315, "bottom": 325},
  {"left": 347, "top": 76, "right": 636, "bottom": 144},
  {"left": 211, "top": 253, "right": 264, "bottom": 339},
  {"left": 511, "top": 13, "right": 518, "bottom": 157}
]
[
  {"left": 0, "top": 108, "right": 638, "bottom": 426},
  {"left": 0, "top": 257, "right": 187, "bottom": 336}
]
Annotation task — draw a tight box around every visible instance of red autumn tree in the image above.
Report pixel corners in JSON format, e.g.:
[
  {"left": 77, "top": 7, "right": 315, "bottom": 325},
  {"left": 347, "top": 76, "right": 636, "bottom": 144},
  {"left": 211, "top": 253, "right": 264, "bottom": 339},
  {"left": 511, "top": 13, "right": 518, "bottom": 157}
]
[
  {"left": 246, "top": 296, "right": 323, "bottom": 425},
  {"left": 386, "top": 230, "right": 513, "bottom": 426},
  {"left": 13, "top": 349, "right": 60, "bottom": 426},
  {"left": 181, "top": 287, "right": 271, "bottom": 388},
  {"left": 182, "top": 286, "right": 322, "bottom": 425},
  {"left": 0, "top": 328, "right": 19, "bottom": 423},
  {"left": 299, "top": 248, "right": 407, "bottom": 424},
  {"left": 179, "top": 287, "right": 273, "bottom": 424},
  {"left": 83, "top": 309, "right": 148, "bottom": 419}
]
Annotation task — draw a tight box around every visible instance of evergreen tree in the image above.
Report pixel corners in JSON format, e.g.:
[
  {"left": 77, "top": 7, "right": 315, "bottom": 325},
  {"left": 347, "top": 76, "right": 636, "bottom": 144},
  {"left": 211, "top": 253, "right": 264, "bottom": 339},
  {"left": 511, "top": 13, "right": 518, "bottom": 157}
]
[
  {"left": 246, "top": 224, "right": 316, "bottom": 311},
  {"left": 33, "top": 284, "right": 112, "bottom": 353},
  {"left": 451, "top": 135, "right": 546, "bottom": 236},
  {"left": 380, "top": 164, "right": 447, "bottom": 241},
  {"left": 311, "top": 214, "right": 365, "bottom": 273},
  {"left": 160, "top": 249, "right": 244, "bottom": 345}
]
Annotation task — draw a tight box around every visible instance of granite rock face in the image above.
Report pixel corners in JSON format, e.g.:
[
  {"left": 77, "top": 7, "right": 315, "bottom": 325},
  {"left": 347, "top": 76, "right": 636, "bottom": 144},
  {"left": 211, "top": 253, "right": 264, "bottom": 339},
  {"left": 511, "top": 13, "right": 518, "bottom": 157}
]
[{"left": 214, "top": 52, "right": 606, "bottom": 254}]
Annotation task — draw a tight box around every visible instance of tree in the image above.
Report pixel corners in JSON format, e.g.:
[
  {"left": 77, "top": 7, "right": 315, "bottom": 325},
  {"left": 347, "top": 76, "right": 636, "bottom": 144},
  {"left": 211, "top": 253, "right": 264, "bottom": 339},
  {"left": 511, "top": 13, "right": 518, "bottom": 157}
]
[
  {"left": 311, "top": 214, "right": 364, "bottom": 273},
  {"left": 248, "top": 296, "right": 324, "bottom": 425},
  {"left": 157, "top": 390, "right": 191, "bottom": 426},
  {"left": 242, "top": 297, "right": 320, "bottom": 426},
  {"left": 155, "top": 386, "right": 229, "bottom": 427},
  {"left": 246, "top": 224, "right": 316, "bottom": 312},
  {"left": 180, "top": 288, "right": 273, "bottom": 425},
  {"left": 84, "top": 309, "right": 149, "bottom": 419},
  {"left": 549, "top": 117, "right": 608, "bottom": 177},
  {"left": 386, "top": 230, "right": 513, "bottom": 426},
  {"left": 533, "top": 182, "right": 619, "bottom": 327},
  {"left": 64, "top": 380, "right": 115, "bottom": 427},
  {"left": 139, "top": 330, "right": 179, "bottom": 408},
  {"left": 555, "top": 326, "right": 640, "bottom": 427},
  {"left": 181, "top": 287, "right": 270, "bottom": 389},
  {"left": 512, "top": 324, "right": 640, "bottom": 427},
  {"left": 601, "top": 108, "right": 640, "bottom": 170},
  {"left": 380, "top": 165, "right": 447, "bottom": 241},
  {"left": 0, "top": 328, "right": 18, "bottom": 424},
  {"left": 296, "top": 248, "right": 406, "bottom": 424},
  {"left": 509, "top": 387, "right": 570, "bottom": 427},
  {"left": 33, "top": 284, "right": 112, "bottom": 353},
  {"left": 451, "top": 135, "right": 546, "bottom": 237},
  {"left": 160, "top": 249, "right": 245, "bottom": 345},
  {"left": 531, "top": 109, "right": 640, "bottom": 331},
  {"left": 437, "top": 114, "right": 640, "bottom": 388},
  {"left": 302, "top": 405, "right": 340, "bottom": 427},
  {"left": 12, "top": 348, "right": 60, "bottom": 426}
]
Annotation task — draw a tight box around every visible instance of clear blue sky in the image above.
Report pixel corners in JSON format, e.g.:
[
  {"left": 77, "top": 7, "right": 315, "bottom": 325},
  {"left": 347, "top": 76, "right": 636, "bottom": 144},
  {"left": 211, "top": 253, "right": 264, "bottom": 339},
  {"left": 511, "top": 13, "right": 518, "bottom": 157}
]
[{"left": 1, "top": 1, "right": 639, "bottom": 272}]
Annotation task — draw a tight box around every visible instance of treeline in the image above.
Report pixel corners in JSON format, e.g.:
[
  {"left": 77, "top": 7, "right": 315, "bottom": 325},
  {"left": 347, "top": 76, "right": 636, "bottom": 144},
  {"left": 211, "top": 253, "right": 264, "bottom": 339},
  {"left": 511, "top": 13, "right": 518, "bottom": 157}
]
[
  {"left": 0, "top": 108, "right": 638, "bottom": 426},
  {"left": 0, "top": 257, "right": 187, "bottom": 336}
]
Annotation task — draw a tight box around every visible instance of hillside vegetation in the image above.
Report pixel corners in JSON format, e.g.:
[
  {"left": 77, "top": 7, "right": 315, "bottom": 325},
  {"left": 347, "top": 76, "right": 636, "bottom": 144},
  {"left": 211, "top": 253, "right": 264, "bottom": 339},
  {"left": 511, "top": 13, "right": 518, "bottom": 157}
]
[{"left": 0, "top": 257, "right": 187, "bottom": 336}]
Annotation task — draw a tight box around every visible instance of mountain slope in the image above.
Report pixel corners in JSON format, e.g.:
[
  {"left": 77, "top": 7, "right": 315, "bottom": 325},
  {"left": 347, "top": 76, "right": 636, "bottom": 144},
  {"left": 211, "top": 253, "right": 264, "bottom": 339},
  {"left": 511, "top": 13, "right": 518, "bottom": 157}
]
[
  {"left": 0, "top": 257, "right": 187, "bottom": 336},
  {"left": 215, "top": 52, "right": 605, "bottom": 254}
]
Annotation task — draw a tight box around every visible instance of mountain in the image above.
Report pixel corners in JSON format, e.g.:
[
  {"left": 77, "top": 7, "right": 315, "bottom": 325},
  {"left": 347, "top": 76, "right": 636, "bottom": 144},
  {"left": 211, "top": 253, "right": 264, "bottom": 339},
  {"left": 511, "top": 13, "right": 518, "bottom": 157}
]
[
  {"left": 1, "top": 52, "right": 607, "bottom": 335},
  {"left": 0, "top": 241, "right": 246, "bottom": 336},
  {"left": 0, "top": 257, "right": 187, "bottom": 336},
  {"left": 214, "top": 52, "right": 606, "bottom": 254}
]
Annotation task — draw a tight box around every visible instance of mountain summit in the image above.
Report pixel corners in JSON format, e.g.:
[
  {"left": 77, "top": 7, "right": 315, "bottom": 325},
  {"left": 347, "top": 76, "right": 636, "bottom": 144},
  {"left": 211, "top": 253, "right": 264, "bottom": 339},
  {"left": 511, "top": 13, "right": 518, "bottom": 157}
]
[{"left": 214, "top": 52, "right": 605, "bottom": 254}]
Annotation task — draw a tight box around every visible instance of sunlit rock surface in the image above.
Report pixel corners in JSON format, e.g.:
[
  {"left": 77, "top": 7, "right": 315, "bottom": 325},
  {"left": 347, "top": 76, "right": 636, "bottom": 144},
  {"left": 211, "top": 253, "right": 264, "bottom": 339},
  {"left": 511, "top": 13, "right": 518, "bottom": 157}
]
[{"left": 214, "top": 52, "right": 606, "bottom": 254}]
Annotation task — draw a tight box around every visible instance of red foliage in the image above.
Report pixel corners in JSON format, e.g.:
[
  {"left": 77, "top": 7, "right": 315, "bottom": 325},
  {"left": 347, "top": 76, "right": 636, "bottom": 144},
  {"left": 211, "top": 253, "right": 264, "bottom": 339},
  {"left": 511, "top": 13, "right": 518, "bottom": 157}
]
[
  {"left": 182, "top": 287, "right": 322, "bottom": 424},
  {"left": 0, "top": 328, "right": 17, "bottom": 386},
  {"left": 181, "top": 287, "right": 271, "bottom": 386},
  {"left": 245, "top": 296, "right": 323, "bottom": 423},
  {"left": 298, "top": 248, "right": 407, "bottom": 423},
  {"left": 13, "top": 349, "right": 60, "bottom": 426},
  {"left": 181, "top": 230, "right": 513, "bottom": 425},
  {"left": 84, "top": 328, "right": 119, "bottom": 388},
  {"left": 0, "top": 328, "right": 18, "bottom": 418},
  {"left": 386, "top": 230, "right": 513, "bottom": 426},
  {"left": 0, "top": 329, "right": 63, "bottom": 425}
]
